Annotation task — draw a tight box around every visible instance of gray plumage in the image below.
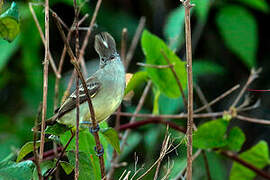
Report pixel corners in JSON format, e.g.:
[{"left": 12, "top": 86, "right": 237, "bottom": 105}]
[{"left": 36, "top": 32, "right": 125, "bottom": 129}]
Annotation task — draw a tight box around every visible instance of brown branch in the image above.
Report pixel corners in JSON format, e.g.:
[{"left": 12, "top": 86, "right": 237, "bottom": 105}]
[
  {"left": 137, "top": 62, "right": 174, "bottom": 69},
  {"left": 73, "top": 0, "right": 80, "bottom": 179},
  {"left": 78, "top": 0, "right": 103, "bottom": 76},
  {"left": 181, "top": 0, "right": 195, "bottom": 179},
  {"left": 45, "top": 131, "right": 75, "bottom": 178},
  {"left": 39, "top": 0, "right": 50, "bottom": 164},
  {"left": 236, "top": 115, "right": 270, "bottom": 125},
  {"left": 194, "top": 84, "right": 240, "bottom": 113},
  {"left": 220, "top": 151, "right": 270, "bottom": 180},
  {"left": 231, "top": 68, "right": 262, "bottom": 107},
  {"left": 29, "top": 3, "right": 61, "bottom": 79},
  {"left": 115, "top": 111, "right": 224, "bottom": 119},
  {"left": 52, "top": 13, "right": 106, "bottom": 179},
  {"left": 107, "top": 81, "right": 152, "bottom": 179},
  {"left": 161, "top": 50, "right": 188, "bottom": 110},
  {"left": 118, "top": 118, "right": 186, "bottom": 133},
  {"left": 125, "top": 17, "right": 146, "bottom": 69}
]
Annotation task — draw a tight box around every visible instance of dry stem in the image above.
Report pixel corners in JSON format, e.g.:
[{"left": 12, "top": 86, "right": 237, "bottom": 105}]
[
  {"left": 52, "top": 13, "right": 106, "bottom": 178},
  {"left": 39, "top": 0, "right": 50, "bottom": 164}
]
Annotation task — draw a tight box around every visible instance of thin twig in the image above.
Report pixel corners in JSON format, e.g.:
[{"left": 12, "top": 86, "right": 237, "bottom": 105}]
[
  {"left": 78, "top": 13, "right": 89, "bottom": 25},
  {"left": 29, "top": 3, "right": 61, "bottom": 79},
  {"left": 39, "top": 0, "right": 50, "bottom": 164},
  {"left": 74, "top": 0, "right": 80, "bottom": 179},
  {"left": 115, "top": 111, "right": 224, "bottom": 119},
  {"left": 78, "top": 0, "right": 103, "bottom": 76},
  {"left": 161, "top": 50, "right": 188, "bottom": 110},
  {"left": 236, "top": 115, "right": 270, "bottom": 125},
  {"left": 231, "top": 68, "right": 262, "bottom": 107},
  {"left": 118, "top": 118, "right": 186, "bottom": 133},
  {"left": 137, "top": 62, "right": 174, "bottom": 69},
  {"left": 194, "top": 84, "right": 240, "bottom": 113},
  {"left": 181, "top": 1, "right": 194, "bottom": 179},
  {"left": 220, "top": 151, "right": 270, "bottom": 180},
  {"left": 125, "top": 17, "right": 146, "bottom": 69},
  {"left": 137, "top": 133, "right": 172, "bottom": 180},
  {"left": 107, "top": 81, "right": 152, "bottom": 179},
  {"left": 53, "top": 13, "right": 106, "bottom": 179}
]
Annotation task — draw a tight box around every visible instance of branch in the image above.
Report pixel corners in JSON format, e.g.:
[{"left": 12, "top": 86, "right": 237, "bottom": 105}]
[
  {"left": 52, "top": 13, "right": 106, "bottom": 179},
  {"left": 115, "top": 111, "right": 224, "bottom": 119},
  {"left": 161, "top": 50, "right": 188, "bottom": 110},
  {"left": 78, "top": 0, "right": 102, "bottom": 76},
  {"left": 125, "top": 17, "right": 146, "bottom": 69},
  {"left": 194, "top": 84, "right": 240, "bottom": 113},
  {"left": 236, "top": 115, "right": 270, "bottom": 125},
  {"left": 29, "top": 3, "right": 60, "bottom": 79},
  {"left": 39, "top": 0, "right": 50, "bottom": 164},
  {"left": 231, "top": 68, "right": 262, "bottom": 107},
  {"left": 118, "top": 118, "right": 186, "bottom": 133},
  {"left": 181, "top": 0, "right": 195, "bottom": 179}
]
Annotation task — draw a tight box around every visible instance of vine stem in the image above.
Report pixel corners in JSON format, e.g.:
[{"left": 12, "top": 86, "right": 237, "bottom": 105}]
[
  {"left": 52, "top": 13, "right": 106, "bottom": 179},
  {"left": 181, "top": 0, "right": 195, "bottom": 179},
  {"left": 39, "top": 0, "right": 50, "bottom": 166}
]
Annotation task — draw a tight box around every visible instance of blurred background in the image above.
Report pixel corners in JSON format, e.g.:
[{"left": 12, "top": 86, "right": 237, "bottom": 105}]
[{"left": 1, "top": 0, "right": 270, "bottom": 179}]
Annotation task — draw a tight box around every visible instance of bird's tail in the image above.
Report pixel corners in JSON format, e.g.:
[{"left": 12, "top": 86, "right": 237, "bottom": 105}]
[{"left": 32, "top": 114, "right": 58, "bottom": 132}]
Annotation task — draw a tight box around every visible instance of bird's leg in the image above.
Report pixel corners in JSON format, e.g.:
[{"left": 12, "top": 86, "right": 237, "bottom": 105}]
[{"left": 80, "top": 121, "right": 104, "bottom": 157}]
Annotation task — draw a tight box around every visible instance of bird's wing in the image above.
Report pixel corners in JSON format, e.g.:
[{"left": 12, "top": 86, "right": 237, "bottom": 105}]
[{"left": 57, "top": 76, "right": 101, "bottom": 118}]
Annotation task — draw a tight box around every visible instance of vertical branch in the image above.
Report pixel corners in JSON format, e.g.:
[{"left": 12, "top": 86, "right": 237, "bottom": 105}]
[
  {"left": 181, "top": 0, "right": 194, "bottom": 180},
  {"left": 52, "top": 14, "right": 106, "bottom": 179},
  {"left": 78, "top": 0, "right": 102, "bottom": 76},
  {"left": 125, "top": 17, "right": 146, "bottom": 70},
  {"left": 39, "top": 0, "right": 50, "bottom": 163},
  {"left": 73, "top": 0, "right": 80, "bottom": 179}
]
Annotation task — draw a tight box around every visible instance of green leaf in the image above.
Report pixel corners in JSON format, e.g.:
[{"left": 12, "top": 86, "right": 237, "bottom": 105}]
[
  {"left": 45, "top": 123, "right": 70, "bottom": 136},
  {"left": 0, "top": 160, "right": 35, "bottom": 180},
  {"left": 230, "top": 141, "right": 270, "bottom": 180},
  {"left": 193, "top": 118, "right": 229, "bottom": 149},
  {"left": 100, "top": 127, "right": 120, "bottom": 154},
  {"left": 125, "top": 71, "right": 148, "bottom": 95},
  {"left": 235, "top": 0, "right": 269, "bottom": 13},
  {"left": 0, "top": 2, "right": 20, "bottom": 42},
  {"left": 141, "top": 30, "right": 187, "bottom": 98},
  {"left": 67, "top": 151, "right": 101, "bottom": 180},
  {"left": 216, "top": 6, "right": 258, "bottom": 68},
  {"left": 16, "top": 141, "right": 40, "bottom": 162},
  {"left": 194, "top": 0, "right": 210, "bottom": 22},
  {"left": 164, "top": 7, "right": 185, "bottom": 51},
  {"left": 159, "top": 93, "right": 184, "bottom": 114},
  {"left": 225, "top": 127, "right": 245, "bottom": 152},
  {"left": 60, "top": 161, "right": 74, "bottom": 175},
  {"left": 193, "top": 60, "right": 226, "bottom": 79}
]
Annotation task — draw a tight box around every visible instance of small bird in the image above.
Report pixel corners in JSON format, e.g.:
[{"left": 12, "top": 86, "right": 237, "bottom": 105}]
[{"left": 35, "top": 32, "right": 125, "bottom": 130}]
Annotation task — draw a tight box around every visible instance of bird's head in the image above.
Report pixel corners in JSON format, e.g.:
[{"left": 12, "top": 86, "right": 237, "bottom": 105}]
[{"left": 94, "top": 32, "right": 119, "bottom": 66}]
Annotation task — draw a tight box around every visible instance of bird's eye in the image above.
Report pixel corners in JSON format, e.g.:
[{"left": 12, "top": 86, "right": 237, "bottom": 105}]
[
  {"left": 110, "top": 55, "right": 115, "bottom": 59},
  {"left": 101, "top": 57, "right": 105, "bottom": 61}
]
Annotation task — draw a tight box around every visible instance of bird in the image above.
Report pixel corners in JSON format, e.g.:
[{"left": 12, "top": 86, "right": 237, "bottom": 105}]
[{"left": 34, "top": 32, "right": 125, "bottom": 130}]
